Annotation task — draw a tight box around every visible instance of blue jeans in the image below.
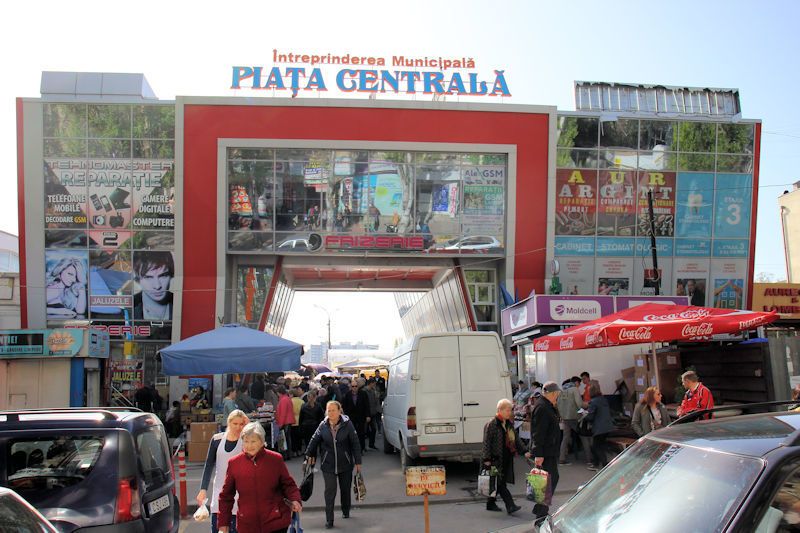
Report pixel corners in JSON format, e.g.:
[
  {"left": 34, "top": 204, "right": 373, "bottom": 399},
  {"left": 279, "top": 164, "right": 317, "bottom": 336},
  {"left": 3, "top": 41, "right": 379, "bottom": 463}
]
[{"left": 211, "top": 513, "right": 237, "bottom": 533}]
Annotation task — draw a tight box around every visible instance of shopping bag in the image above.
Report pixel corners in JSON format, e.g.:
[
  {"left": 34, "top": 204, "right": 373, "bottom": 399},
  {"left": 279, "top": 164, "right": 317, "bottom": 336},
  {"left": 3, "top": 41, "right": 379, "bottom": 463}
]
[
  {"left": 526, "top": 468, "right": 552, "bottom": 506},
  {"left": 477, "top": 467, "right": 497, "bottom": 498},
  {"left": 277, "top": 429, "right": 288, "bottom": 452},
  {"left": 299, "top": 461, "right": 314, "bottom": 502},
  {"left": 353, "top": 471, "right": 367, "bottom": 501},
  {"left": 193, "top": 499, "right": 209, "bottom": 521},
  {"left": 288, "top": 512, "right": 303, "bottom": 533}
]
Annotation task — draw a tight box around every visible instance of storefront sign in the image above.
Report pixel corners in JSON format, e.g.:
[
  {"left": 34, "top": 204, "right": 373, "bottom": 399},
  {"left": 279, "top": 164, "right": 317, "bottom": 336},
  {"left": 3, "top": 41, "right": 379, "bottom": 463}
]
[
  {"left": 405, "top": 465, "right": 446, "bottom": 496},
  {"left": 324, "top": 235, "right": 425, "bottom": 251},
  {"left": 65, "top": 324, "right": 152, "bottom": 339},
  {"left": 536, "top": 296, "right": 615, "bottom": 324},
  {"left": 231, "top": 52, "right": 510, "bottom": 97},
  {"left": 501, "top": 298, "right": 537, "bottom": 336},
  {"left": 0, "top": 329, "right": 83, "bottom": 357},
  {"left": 752, "top": 283, "right": 800, "bottom": 318}
]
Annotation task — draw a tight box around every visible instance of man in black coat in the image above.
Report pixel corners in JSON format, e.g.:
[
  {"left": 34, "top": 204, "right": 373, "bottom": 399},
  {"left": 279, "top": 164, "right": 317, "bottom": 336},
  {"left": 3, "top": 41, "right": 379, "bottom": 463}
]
[
  {"left": 482, "top": 399, "right": 527, "bottom": 515},
  {"left": 530, "top": 381, "right": 562, "bottom": 518},
  {"left": 342, "top": 380, "right": 371, "bottom": 452}
]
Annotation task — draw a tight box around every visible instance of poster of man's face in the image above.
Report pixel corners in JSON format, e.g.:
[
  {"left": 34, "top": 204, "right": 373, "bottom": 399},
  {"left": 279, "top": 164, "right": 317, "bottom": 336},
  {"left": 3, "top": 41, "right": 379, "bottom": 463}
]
[{"left": 133, "top": 251, "right": 174, "bottom": 320}]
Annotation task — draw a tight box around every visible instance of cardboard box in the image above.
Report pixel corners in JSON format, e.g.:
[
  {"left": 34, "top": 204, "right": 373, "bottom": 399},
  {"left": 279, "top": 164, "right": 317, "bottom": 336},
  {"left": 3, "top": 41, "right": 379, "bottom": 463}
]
[
  {"left": 635, "top": 391, "right": 646, "bottom": 404},
  {"left": 634, "top": 374, "right": 648, "bottom": 390},
  {"left": 620, "top": 367, "right": 636, "bottom": 399},
  {"left": 649, "top": 373, "right": 658, "bottom": 388},
  {"left": 190, "top": 422, "right": 218, "bottom": 443},
  {"left": 622, "top": 402, "right": 635, "bottom": 418},
  {"left": 654, "top": 351, "right": 681, "bottom": 371},
  {"left": 634, "top": 353, "right": 650, "bottom": 371},
  {"left": 188, "top": 442, "right": 208, "bottom": 462}
]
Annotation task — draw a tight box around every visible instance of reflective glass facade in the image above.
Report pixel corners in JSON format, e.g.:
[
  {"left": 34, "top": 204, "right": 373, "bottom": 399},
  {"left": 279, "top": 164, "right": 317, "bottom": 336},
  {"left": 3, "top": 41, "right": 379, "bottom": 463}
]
[
  {"left": 554, "top": 115, "right": 754, "bottom": 307},
  {"left": 226, "top": 149, "right": 507, "bottom": 255}
]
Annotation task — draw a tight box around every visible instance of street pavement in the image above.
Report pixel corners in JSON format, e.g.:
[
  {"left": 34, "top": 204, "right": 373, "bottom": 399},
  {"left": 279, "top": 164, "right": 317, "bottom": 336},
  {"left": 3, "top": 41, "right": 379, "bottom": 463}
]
[{"left": 176, "top": 431, "right": 596, "bottom": 532}]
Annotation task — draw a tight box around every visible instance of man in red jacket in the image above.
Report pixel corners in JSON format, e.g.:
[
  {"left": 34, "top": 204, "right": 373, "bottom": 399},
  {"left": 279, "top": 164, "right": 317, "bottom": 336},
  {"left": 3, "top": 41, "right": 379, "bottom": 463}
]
[
  {"left": 677, "top": 371, "right": 715, "bottom": 420},
  {"left": 218, "top": 422, "right": 301, "bottom": 533}
]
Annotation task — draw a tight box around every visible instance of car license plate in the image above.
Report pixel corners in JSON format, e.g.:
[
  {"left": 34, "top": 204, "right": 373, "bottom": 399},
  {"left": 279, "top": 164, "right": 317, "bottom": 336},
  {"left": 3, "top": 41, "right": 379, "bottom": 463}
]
[
  {"left": 425, "top": 424, "right": 456, "bottom": 434},
  {"left": 148, "top": 494, "right": 170, "bottom": 516}
]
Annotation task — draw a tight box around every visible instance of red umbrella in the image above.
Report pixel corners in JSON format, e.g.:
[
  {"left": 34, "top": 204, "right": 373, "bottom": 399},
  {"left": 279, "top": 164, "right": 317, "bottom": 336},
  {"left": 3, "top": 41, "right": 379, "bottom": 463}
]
[{"left": 532, "top": 303, "right": 778, "bottom": 352}]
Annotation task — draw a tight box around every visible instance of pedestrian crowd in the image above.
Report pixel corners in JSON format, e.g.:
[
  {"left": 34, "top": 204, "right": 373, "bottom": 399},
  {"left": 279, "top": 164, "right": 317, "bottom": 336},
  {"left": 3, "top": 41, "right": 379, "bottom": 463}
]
[
  {"left": 194, "top": 370, "right": 387, "bottom": 533},
  {"left": 485, "top": 369, "right": 714, "bottom": 520}
]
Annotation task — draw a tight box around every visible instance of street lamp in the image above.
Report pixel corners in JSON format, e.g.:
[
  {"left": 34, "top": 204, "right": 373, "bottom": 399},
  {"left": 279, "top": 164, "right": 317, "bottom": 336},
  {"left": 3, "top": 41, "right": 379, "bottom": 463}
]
[{"left": 313, "top": 304, "right": 340, "bottom": 352}]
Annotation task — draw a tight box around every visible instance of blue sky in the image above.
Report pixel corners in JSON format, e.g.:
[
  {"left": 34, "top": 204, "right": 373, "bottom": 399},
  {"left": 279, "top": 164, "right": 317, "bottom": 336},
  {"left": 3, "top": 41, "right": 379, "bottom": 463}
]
[{"left": 2, "top": 0, "right": 797, "bottom": 343}]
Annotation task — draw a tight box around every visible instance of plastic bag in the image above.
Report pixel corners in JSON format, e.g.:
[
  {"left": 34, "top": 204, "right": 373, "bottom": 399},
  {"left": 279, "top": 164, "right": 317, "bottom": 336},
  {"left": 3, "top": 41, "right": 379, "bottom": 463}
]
[
  {"left": 353, "top": 471, "right": 367, "bottom": 501},
  {"left": 193, "top": 500, "right": 210, "bottom": 522},
  {"left": 526, "top": 468, "right": 552, "bottom": 505},
  {"left": 288, "top": 512, "right": 303, "bottom": 533},
  {"left": 477, "top": 467, "right": 497, "bottom": 498}
]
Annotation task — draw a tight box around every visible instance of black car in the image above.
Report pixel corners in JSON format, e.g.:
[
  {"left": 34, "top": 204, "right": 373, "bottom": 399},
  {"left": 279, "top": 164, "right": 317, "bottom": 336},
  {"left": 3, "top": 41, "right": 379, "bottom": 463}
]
[
  {"left": 537, "top": 401, "right": 800, "bottom": 533},
  {"left": 0, "top": 408, "right": 179, "bottom": 533}
]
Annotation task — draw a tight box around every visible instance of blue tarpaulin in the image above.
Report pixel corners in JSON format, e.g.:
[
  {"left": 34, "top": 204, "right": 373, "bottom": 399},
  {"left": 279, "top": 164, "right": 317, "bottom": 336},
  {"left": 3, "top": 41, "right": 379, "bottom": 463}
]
[{"left": 160, "top": 324, "right": 303, "bottom": 376}]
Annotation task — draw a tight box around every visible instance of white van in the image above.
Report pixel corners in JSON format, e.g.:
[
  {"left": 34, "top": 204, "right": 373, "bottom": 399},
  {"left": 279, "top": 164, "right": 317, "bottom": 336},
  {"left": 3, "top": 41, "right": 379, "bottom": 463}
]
[{"left": 382, "top": 332, "right": 512, "bottom": 468}]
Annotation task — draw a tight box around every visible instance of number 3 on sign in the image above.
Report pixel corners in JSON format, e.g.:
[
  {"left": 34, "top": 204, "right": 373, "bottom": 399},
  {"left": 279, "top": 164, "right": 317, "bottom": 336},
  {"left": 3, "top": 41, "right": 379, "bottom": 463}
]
[{"left": 726, "top": 204, "right": 741, "bottom": 225}]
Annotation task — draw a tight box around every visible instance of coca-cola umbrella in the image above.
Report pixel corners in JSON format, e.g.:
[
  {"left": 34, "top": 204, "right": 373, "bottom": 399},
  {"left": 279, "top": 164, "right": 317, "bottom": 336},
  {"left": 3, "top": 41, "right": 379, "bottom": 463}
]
[{"left": 531, "top": 303, "right": 778, "bottom": 352}]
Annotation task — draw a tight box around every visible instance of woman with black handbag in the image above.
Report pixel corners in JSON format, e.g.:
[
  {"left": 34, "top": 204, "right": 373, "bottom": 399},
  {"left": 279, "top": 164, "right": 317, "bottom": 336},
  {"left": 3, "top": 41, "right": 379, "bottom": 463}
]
[{"left": 305, "top": 400, "right": 362, "bottom": 529}]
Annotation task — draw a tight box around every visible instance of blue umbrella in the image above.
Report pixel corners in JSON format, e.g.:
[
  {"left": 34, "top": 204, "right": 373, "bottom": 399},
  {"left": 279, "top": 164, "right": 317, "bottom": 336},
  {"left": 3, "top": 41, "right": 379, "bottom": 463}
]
[{"left": 160, "top": 324, "right": 303, "bottom": 375}]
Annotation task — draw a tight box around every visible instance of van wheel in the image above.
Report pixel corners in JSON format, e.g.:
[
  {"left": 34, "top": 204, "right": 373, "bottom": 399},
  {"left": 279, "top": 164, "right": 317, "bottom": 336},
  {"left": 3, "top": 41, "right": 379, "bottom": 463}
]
[
  {"left": 400, "top": 442, "right": 415, "bottom": 470},
  {"left": 382, "top": 431, "right": 394, "bottom": 454}
]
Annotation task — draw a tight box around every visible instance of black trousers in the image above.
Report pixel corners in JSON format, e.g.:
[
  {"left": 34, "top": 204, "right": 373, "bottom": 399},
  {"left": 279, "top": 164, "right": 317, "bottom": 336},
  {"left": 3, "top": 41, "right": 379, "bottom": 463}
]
[
  {"left": 541, "top": 455, "right": 560, "bottom": 495},
  {"left": 353, "top": 420, "right": 367, "bottom": 452},
  {"left": 323, "top": 469, "right": 353, "bottom": 523},
  {"left": 367, "top": 416, "right": 377, "bottom": 447},
  {"left": 487, "top": 477, "right": 515, "bottom": 509},
  {"left": 591, "top": 433, "right": 609, "bottom": 467}
]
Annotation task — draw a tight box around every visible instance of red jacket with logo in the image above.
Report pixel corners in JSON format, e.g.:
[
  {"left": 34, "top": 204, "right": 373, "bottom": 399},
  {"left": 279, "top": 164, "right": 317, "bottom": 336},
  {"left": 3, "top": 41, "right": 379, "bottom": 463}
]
[
  {"left": 218, "top": 448, "right": 301, "bottom": 532},
  {"left": 679, "top": 382, "right": 714, "bottom": 419}
]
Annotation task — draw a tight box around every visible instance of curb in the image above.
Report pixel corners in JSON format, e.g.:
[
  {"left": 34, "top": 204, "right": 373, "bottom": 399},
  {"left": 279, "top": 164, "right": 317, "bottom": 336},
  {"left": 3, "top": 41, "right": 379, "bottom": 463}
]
[{"left": 184, "top": 487, "right": 574, "bottom": 515}]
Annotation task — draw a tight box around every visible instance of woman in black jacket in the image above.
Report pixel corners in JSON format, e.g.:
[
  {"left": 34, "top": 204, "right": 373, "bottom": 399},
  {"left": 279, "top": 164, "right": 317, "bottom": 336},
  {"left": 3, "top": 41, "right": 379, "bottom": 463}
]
[{"left": 305, "top": 400, "right": 362, "bottom": 529}]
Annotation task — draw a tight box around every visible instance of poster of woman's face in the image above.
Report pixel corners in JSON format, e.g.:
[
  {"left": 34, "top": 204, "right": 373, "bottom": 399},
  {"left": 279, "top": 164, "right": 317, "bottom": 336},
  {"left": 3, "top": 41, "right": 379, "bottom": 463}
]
[{"left": 45, "top": 250, "right": 88, "bottom": 320}]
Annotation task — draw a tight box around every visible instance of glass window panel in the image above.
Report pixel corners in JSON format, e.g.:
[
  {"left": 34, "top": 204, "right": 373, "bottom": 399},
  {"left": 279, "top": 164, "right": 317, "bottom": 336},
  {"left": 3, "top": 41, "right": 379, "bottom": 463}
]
[
  {"left": 275, "top": 148, "right": 330, "bottom": 161},
  {"left": 43, "top": 103, "right": 87, "bottom": 138},
  {"left": 600, "top": 119, "right": 638, "bottom": 149},
  {"left": 88, "top": 139, "right": 131, "bottom": 158},
  {"left": 133, "top": 105, "right": 175, "bottom": 139},
  {"left": 131, "top": 231, "right": 175, "bottom": 250},
  {"left": 599, "top": 148, "right": 637, "bottom": 169},
  {"left": 228, "top": 231, "right": 274, "bottom": 252},
  {"left": 638, "top": 151, "right": 677, "bottom": 171},
  {"left": 416, "top": 165, "right": 460, "bottom": 181},
  {"left": 678, "top": 122, "right": 716, "bottom": 152},
  {"left": 462, "top": 154, "right": 507, "bottom": 165},
  {"left": 227, "top": 148, "right": 274, "bottom": 160},
  {"left": 229, "top": 161, "right": 274, "bottom": 231},
  {"left": 45, "top": 230, "right": 88, "bottom": 248},
  {"left": 640, "top": 121, "right": 676, "bottom": 150},
  {"left": 717, "top": 123, "right": 754, "bottom": 154},
  {"left": 678, "top": 153, "right": 716, "bottom": 172},
  {"left": 88, "top": 105, "right": 131, "bottom": 138},
  {"left": 557, "top": 148, "right": 598, "bottom": 169},
  {"left": 371, "top": 151, "right": 407, "bottom": 163},
  {"left": 556, "top": 116, "right": 599, "bottom": 148},
  {"left": 44, "top": 138, "right": 87, "bottom": 158},
  {"left": 415, "top": 152, "right": 459, "bottom": 164},
  {"left": 716, "top": 154, "right": 753, "bottom": 173},
  {"left": 133, "top": 140, "right": 174, "bottom": 159}
]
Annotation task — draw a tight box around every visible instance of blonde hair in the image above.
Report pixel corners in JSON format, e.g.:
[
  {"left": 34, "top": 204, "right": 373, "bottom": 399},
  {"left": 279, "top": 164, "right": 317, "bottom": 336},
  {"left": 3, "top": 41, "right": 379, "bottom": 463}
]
[
  {"left": 227, "top": 409, "right": 249, "bottom": 424},
  {"left": 326, "top": 400, "right": 342, "bottom": 412},
  {"left": 641, "top": 387, "right": 660, "bottom": 405}
]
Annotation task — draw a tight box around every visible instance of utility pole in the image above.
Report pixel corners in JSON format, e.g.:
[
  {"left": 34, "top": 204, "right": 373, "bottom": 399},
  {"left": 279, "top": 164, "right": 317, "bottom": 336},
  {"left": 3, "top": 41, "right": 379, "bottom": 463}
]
[{"left": 647, "top": 190, "right": 661, "bottom": 296}]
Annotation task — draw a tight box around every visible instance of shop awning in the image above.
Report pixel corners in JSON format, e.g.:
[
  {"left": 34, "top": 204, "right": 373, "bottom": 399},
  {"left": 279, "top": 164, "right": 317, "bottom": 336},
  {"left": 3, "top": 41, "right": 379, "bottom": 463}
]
[
  {"left": 532, "top": 304, "right": 779, "bottom": 351},
  {"left": 160, "top": 324, "right": 303, "bottom": 375}
]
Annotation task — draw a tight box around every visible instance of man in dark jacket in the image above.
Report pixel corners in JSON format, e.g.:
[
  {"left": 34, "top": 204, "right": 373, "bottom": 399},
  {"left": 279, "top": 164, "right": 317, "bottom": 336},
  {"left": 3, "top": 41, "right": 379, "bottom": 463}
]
[
  {"left": 530, "top": 381, "right": 562, "bottom": 518},
  {"left": 342, "top": 381, "right": 371, "bottom": 452},
  {"left": 482, "top": 399, "right": 527, "bottom": 515},
  {"left": 249, "top": 374, "right": 265, "bottom": 402}
]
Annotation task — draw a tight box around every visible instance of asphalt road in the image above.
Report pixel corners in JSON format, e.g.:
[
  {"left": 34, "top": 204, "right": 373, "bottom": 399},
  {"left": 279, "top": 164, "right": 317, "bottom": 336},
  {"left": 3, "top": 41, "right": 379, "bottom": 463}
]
[{"left": 177, "top": 431, "right": 595, "bottom": 532}]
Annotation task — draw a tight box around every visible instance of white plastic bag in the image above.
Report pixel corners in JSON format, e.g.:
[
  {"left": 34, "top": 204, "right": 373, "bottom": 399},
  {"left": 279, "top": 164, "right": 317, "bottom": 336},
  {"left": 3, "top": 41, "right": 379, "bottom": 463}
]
[{"left": 193, "top": 499, "right": 210, "bottom": 522}]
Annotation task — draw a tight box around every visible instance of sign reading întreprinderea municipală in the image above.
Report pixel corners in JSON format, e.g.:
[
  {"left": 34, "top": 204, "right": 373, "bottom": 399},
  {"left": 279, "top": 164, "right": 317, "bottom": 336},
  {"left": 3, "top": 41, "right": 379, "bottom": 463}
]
[{"left": 232, "top": 50, "right": 511, "bottom": 97}]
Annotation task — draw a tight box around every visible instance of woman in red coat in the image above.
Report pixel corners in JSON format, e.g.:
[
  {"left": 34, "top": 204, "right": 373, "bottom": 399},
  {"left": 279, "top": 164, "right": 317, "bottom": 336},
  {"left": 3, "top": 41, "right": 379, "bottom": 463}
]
[{"left": 218, "top": 422, "right": 302, "bottom": 533}]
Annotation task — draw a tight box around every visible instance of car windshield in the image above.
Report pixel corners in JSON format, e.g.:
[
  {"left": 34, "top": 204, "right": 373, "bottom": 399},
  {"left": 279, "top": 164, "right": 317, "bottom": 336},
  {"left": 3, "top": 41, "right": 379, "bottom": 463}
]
[
  {"left": 6, "top": 436, "right": 104, "bottom": 493},
  {"left": 544, "top": 438, "right": 764, "bottom": 533}
]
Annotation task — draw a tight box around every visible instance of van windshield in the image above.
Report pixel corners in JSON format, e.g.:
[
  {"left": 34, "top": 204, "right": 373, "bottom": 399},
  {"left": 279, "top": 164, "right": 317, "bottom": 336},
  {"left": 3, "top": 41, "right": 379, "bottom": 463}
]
[{"left": 7, "top": 436, "right": 104, "bottom": 493}]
